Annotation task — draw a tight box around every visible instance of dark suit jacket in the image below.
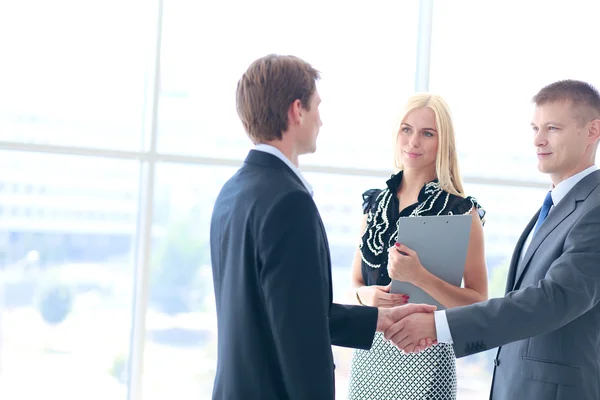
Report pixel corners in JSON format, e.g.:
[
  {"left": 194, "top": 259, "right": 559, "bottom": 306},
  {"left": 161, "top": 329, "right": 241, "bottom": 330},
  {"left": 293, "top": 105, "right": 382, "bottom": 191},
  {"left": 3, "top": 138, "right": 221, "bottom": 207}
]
[
  {"left": 210, "top": 149, "right": 378, "bottom": 400},
  {"left": 445, "top": 170, "right": 600, "bottom": 400}
]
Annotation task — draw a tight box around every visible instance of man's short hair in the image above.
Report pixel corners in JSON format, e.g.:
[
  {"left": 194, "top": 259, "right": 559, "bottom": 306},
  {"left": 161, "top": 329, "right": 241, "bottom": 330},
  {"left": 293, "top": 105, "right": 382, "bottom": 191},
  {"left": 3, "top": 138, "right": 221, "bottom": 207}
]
[
  {"left": 236, "top": 54, "right": 320, "bottom": 143},
  {"left": 532, "top": 80, "right": 600, "bottom": 124}
]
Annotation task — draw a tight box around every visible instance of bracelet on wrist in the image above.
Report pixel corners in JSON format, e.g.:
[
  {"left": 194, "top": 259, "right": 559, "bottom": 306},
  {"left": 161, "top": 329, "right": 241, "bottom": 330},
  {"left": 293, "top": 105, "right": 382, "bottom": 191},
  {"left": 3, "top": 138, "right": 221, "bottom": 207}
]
[{"left": 355, "top": 287, "right": 364, "bottom": 305}]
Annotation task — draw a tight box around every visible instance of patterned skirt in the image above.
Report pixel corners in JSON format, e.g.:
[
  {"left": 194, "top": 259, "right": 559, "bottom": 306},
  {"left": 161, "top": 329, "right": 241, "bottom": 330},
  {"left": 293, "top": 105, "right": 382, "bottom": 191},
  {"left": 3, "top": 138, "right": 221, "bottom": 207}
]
[{"left": 347, "top": 332, "right": 456, "bottom": 400}]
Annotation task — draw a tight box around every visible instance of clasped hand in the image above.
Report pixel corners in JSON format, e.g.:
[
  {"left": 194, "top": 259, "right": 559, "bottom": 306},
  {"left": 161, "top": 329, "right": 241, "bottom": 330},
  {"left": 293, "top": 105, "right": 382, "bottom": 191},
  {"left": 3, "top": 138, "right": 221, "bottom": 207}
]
[{"left": 376, "top": 303, "right": 438, "bottom": 353}]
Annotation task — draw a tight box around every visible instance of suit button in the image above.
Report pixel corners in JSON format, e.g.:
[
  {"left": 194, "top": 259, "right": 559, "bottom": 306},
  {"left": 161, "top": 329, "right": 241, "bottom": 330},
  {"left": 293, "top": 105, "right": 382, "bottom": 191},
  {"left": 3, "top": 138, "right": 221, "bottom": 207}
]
[{"left": 493, "top": 359, "right": 500, "bottom": 367}]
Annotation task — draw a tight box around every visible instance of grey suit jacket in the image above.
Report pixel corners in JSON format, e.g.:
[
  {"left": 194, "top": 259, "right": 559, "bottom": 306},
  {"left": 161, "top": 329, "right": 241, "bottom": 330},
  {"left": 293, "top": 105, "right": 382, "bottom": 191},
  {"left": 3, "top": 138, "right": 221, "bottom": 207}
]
[{"left": 446, "top": 170, "right": 600, "bottom": 400}]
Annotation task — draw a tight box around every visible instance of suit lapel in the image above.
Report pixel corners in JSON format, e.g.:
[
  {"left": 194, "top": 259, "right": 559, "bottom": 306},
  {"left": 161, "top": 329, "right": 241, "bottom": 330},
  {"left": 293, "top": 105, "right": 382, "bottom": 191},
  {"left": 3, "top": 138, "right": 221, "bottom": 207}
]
[
  {"left": 506, "top": 214, "right": 538, "bottom": 293},
  {"left": 513, "top": 169, "right": 600, "bottom": 289},
  {"left": 315, "top": 216, "right": 334, "bottom": 304},
  {"left": 514, "top": 191, "right": 577, "bottom": 289}
]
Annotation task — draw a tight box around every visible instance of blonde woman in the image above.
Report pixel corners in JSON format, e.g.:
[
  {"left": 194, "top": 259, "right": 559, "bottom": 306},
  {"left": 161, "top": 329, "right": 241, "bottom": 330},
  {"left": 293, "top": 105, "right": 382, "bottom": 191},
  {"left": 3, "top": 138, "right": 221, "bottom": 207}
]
[{"left": 348, "top": 94, "right": 488, "bottom": 399}]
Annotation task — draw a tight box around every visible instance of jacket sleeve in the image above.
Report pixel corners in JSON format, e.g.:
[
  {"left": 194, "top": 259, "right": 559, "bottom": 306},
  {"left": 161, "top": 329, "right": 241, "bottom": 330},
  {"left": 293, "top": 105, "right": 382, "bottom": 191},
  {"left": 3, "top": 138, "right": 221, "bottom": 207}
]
[
  {"left": 329, "top": 303, "right": 377, "bottom": 350},
  {"left": 447, "top": 202, "right": 600, "bottom": 358}
]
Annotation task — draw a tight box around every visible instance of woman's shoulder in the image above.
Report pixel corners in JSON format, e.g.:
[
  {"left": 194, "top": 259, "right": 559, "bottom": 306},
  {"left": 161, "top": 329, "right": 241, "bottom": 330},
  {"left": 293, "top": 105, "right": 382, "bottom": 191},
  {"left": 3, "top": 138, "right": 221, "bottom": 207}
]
[
  {"left": 361, "top": 172, "right": 406, "bottom": 214},
  {"left": 446, "top": 193, "right": 486, "bottom": 222},
  {"left": 361, "top": 188, "right": 390, "bottom": 214}
]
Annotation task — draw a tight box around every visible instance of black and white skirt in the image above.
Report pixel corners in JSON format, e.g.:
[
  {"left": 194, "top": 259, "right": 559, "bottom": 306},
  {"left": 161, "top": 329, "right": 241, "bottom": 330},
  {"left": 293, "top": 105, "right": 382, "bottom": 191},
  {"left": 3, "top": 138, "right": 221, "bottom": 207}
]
[{"left": 347, "top": 332, "right": 457, "bottom": 400}]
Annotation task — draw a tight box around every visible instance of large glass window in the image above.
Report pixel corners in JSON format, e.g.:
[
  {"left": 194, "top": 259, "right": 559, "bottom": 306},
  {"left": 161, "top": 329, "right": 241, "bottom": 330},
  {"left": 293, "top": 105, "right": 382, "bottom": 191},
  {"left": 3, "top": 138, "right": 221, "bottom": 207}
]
[
  {"left": 0, "top": 0, "right": 153, "bottom": 150},
  {"left": 0, "top": 151, "right": 138, "bottom": 400},
  {"left": 140, "top": 164, "right": 235, "bottom": 399},
  {"left": 429, "top": 1, "right": 599, "bottom": 395},
  {"left": 429, "top": 1, "right": 600, "bottom": 182},
  {"left": 157, "top": 0, "right": 419, "bottom": 170},
  {"left": 3, "top": 1, "right": 592, "bottom": 399}
]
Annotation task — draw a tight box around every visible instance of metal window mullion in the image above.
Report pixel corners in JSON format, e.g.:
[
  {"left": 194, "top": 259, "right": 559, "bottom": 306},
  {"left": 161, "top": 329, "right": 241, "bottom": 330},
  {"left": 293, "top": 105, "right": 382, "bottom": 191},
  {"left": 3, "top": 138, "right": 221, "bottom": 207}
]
[
  {"left": 0, "top": 141, "right": 151, "bottom": 161},
  {"left": 127, "top": 158, "right": 156, "bottom": 400},
  {"left": 127, "top": 0, "right": 163, "bottom": 398},
  {"left": 415, "top": 0, "right": 434, "bottom": 92},
  {"left": 0, "top": 140, "right": 548, "bottom": 188}
]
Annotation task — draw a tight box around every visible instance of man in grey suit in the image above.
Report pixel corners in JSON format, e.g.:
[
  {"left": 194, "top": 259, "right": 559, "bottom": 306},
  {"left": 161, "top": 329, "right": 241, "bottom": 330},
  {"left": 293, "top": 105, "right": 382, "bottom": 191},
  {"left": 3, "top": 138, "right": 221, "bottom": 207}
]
[{"left": 381, "top": 80, "right": 600, "bottom": 399}]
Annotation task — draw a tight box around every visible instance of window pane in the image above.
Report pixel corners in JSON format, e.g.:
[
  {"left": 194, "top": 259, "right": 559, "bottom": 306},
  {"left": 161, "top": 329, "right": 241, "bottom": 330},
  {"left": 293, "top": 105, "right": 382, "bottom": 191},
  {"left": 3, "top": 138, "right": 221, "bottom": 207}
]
[
  {"left": 142, "top": 164, "right": 236, "bottom": 399},
  {"left": 306, "top": 172, "right": 388, "bottom": 300},
  {"left": 158, "top": 0, "right": 418, "bottom": 169},
  {"left": 0, "top": 0, "right": 153, "bottom": 150},
  {"left": 429, "top": 0, "right": 600, "bottom": 182},
  {"left": 0, "top": 151, "right": 138, "bottom": 399}
]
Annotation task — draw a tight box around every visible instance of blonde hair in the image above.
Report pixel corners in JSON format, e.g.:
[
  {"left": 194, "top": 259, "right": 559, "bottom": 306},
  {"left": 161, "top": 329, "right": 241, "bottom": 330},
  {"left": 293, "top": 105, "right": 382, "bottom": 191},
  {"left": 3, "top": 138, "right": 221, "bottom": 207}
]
[{"left": 393, "top": 93, "right": 465, "bottom": 197}]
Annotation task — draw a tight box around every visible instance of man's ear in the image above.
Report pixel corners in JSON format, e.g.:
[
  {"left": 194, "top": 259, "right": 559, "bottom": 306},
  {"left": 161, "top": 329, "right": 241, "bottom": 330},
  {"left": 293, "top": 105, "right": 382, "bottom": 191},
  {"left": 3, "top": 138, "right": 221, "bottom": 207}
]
[
  {"left": 287, "top": 99, "right": 303, "bottom": 126},
  {"left": 588, "top": 118, "right": 600, "bottom": 144}
]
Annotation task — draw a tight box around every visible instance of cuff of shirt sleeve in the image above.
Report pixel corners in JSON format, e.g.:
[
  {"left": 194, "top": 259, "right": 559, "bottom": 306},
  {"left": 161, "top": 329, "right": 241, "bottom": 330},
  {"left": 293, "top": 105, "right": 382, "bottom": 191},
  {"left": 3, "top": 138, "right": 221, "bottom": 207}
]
[{"left": 434, "top": 310, "right": 454, "bottom": 344}]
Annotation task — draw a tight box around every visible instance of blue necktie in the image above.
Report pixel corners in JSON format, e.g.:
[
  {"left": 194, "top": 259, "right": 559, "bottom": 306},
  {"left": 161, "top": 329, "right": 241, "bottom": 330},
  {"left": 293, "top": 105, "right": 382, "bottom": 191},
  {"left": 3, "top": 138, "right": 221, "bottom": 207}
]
[{"left": 533, "top": 191, "right": 553, "bottom": 235}]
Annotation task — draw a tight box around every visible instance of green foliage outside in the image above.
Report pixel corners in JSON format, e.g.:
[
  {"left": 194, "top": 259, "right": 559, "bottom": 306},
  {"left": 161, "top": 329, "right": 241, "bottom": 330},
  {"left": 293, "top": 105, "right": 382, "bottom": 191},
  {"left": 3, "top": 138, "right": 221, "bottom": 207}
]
[
  {"left": 35, "top": 283, "right": 74, "bottom": 325},
  {"left": 109, "top": 352, "right": 129, "bottom": 384},
  {"left": 149, "top": 207, "right": 210, "bottom": 315},
  {"left": 488, "top": 262, "right": 510, "bottom": 299}
]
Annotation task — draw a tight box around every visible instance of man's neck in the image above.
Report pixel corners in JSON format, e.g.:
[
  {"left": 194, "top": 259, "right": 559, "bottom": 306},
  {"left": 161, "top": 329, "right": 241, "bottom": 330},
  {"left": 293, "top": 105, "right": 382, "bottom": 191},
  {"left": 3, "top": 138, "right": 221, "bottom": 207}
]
[
  {"left": 260, "top": 140, "right": 299, "bottom": 167},
  {"left": 550, "top": 162, "right": 595, "bottom": 187}
]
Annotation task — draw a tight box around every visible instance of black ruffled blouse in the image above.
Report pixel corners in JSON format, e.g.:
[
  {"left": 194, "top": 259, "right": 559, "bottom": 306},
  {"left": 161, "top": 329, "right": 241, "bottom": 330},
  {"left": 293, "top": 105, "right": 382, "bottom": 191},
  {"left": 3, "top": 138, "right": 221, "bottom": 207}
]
[{"left": 359, "top": 171, "right": 485, "bottom": 286}]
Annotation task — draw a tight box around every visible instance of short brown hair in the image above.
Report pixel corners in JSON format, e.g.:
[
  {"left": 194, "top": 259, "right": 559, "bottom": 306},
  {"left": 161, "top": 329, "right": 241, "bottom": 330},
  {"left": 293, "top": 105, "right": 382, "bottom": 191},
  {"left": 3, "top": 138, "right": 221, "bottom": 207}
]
[
  {"left": 236, "top": 54, "right": 320, "bottom": 143},
  {"left": 532, "top": 80, "right": 600, "bottom": 123}
]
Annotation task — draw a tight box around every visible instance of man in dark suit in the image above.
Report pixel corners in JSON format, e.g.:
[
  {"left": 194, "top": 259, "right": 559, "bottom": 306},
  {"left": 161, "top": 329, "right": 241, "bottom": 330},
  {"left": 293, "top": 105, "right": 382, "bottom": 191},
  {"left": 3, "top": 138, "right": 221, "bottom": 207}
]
[
  {"left": 384, "top": 80, "right": 600, "bottom": 400},
  {"left": 210, "top": 54, "right": 436, "bottom": 400}
]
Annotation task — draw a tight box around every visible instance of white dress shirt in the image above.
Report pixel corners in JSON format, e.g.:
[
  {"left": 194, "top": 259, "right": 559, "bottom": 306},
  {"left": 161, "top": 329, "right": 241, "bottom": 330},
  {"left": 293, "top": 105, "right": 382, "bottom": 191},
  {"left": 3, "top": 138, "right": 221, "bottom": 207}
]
[
  {"left": 254, "top": 144, "right": 313, "bottom": 196},
  {"left": 519, "top": 165, "right": 598, "bottom": 259},
  {"left": 435, "top": 165, "right": 598, "bottom": 344}
]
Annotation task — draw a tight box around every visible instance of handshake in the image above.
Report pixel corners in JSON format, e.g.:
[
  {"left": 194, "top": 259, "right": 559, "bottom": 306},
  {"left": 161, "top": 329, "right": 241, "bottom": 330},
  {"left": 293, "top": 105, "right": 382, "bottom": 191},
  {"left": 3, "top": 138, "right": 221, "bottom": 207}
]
[{"left": 375, "top": 303, "right": 438, "bottom": 353}]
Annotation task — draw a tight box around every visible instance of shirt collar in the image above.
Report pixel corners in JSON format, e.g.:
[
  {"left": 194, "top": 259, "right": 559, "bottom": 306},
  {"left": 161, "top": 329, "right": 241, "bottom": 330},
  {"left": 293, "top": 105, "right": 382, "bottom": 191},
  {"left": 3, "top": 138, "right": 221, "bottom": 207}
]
[
  {"left": 551, "top": 165, "right": 598, "bottom": 206},
  {"left": 386, "top": 170, "right": 441, "bottom": 202},
  {"left": 254, "top": 144, "right": 314, "bottom": 196}
]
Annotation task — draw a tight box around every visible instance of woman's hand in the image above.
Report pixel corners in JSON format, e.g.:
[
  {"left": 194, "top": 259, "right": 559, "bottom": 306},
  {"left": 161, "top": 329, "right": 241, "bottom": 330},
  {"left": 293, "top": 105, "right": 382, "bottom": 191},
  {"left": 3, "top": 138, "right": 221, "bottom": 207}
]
[
  {"left": 387, "top": 242, "right": 427, "bottom": 285},
  {"left": 357, "top": 283, "right": 409, "bottom": 308}
]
